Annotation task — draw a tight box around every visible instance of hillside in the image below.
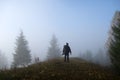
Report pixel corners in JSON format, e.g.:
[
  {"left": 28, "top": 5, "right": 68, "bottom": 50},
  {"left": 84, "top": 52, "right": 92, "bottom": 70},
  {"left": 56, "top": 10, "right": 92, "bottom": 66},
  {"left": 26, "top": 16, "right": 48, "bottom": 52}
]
[{"left": 0, "top": 58, "right": 120, "bottom": 80}]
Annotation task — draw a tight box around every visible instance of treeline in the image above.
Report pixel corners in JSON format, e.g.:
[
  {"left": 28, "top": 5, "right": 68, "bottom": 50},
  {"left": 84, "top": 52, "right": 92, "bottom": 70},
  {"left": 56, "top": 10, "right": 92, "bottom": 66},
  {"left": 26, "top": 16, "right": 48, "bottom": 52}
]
[
  {"left": 0, "top": 51, "right": 8, "bottom": 69},
  {"left": 79, "top": 49, "right": 111, "bottom": 66}
]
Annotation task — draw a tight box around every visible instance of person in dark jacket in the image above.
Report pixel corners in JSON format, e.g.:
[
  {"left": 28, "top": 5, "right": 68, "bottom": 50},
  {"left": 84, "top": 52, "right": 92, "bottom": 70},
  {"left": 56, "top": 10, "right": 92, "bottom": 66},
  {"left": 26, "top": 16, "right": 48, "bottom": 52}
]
[{"left": 63, "top": 43, "right": 72, "bottom": 62}]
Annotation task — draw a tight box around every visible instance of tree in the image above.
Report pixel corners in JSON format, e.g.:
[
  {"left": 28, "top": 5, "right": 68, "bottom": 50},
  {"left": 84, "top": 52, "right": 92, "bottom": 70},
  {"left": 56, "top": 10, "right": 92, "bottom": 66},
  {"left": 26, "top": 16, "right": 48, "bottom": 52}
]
[
  {"left": 84, "top": 50, "right": 93, "bottom": 62},
  {"left": 93, "top": 49, "right": 111, "bottom": 66},
  {"left": 0, "top": 50, "right": 8, "bottom": 69},
  {"left": 80, "top": 50, "right": 93, "bottom": 62},
  {"left": 12, "top": 31, "right": 31, "bottom": 67},
  {"left": 47, "top": 35, "right": 61, "bottom": 60},
  {"left": 107, "top": 13, "right": 120, "bottom": 73}
]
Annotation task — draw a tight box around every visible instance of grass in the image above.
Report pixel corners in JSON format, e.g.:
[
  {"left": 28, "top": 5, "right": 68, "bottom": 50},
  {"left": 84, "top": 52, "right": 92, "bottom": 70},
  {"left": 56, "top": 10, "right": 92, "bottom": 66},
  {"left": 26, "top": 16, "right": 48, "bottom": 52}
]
[{"left": 0, "top": 57, "right": 120, "bottom": 80}]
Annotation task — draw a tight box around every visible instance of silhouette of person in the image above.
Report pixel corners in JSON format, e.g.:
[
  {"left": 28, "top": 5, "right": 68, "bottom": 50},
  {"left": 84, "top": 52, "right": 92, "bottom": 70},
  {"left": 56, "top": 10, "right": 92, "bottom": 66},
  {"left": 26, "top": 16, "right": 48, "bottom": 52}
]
[{"left": 63, "top": 43, "right": 72, "bottom": 62}]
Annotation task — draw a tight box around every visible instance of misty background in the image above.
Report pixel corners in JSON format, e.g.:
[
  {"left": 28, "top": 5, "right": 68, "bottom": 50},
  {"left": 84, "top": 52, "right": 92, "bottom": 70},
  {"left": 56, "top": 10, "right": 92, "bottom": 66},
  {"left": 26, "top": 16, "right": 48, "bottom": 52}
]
[{"left": 0, "top": 0, "right": 120, "bottom": 68}]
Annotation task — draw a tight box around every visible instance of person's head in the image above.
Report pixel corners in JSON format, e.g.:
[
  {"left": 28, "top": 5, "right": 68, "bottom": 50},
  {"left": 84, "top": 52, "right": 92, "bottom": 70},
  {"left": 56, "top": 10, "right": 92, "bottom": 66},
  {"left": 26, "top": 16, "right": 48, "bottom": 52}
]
[{"left": 66, "top": 42, "right": 69, "bottom": 46}]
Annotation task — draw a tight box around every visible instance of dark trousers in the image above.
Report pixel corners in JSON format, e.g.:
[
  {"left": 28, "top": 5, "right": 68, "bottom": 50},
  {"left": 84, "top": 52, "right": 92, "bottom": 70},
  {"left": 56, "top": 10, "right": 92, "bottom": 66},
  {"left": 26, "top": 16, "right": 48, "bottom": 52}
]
[{"left": 64, "top": 54, "right": 69, "bottom": 62}]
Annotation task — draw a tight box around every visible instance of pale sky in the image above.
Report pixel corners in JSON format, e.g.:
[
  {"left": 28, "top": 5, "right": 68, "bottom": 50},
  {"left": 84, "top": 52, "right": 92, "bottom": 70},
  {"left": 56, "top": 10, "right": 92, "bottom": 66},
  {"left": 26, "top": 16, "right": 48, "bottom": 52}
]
[{"left": 0, "top": 0, "right": 120, "bottom": 64}]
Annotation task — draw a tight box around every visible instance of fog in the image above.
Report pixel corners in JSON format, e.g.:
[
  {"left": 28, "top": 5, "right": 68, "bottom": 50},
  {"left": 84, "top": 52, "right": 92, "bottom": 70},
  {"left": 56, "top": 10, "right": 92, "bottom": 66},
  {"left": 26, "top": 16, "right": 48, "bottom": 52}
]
[{"left": 0, "top": 0, "right": 120, "bottom": 68}]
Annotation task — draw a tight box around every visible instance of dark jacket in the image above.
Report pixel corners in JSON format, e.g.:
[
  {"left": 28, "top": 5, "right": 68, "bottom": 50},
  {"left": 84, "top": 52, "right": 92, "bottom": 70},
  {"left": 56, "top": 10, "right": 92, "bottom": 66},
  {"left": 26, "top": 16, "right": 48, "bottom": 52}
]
[{"left": 63, "top": 45, "right": 71, "bottom": 55}]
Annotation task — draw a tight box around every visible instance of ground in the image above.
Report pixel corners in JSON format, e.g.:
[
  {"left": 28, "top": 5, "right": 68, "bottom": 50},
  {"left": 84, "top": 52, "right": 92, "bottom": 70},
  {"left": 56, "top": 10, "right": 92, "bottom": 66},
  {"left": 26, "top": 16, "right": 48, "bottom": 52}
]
[{"left": 0, "top": 58, "right": 120, "bottom": 80}]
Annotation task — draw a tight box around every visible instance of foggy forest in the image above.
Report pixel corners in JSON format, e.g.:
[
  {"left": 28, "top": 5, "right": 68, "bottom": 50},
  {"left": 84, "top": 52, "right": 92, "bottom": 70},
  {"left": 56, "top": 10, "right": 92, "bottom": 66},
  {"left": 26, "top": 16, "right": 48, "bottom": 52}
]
[{"left": 0, "top": 0, "right": 120, "bottom": 80}]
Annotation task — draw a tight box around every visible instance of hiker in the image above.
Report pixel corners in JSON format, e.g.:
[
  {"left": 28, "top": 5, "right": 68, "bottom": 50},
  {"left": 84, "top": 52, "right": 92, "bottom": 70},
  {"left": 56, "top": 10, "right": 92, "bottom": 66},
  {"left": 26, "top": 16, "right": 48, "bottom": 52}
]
[{"left": 63, "top": 43, "right": 72, "bottom": 62}]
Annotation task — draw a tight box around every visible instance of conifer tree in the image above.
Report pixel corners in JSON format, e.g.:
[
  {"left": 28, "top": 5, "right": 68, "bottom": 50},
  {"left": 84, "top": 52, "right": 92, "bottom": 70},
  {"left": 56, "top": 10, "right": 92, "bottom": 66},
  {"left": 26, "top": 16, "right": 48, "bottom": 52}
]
[
  {"left": 108, "top": 15, "right": 120, "bottom": 73},
  {"left": 12, "top": 31, "right": 31, "bottom": 67},
  {"left": 47, "top": 35, "right": 61, "bottom": 59}
]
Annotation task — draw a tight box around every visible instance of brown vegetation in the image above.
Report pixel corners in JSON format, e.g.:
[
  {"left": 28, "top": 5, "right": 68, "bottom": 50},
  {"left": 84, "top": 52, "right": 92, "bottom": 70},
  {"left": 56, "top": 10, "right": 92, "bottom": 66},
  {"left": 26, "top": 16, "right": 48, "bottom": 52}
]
[{"left": 0, "top": 58, "right": 120, "bottom": 80}]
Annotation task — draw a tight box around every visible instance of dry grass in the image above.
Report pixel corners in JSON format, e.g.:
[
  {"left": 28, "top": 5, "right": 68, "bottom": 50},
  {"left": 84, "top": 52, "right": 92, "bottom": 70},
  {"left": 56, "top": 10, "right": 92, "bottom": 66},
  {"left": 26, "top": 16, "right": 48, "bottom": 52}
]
[{"left": 0, "top": 57, "right": 120, "bottom": 80}]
